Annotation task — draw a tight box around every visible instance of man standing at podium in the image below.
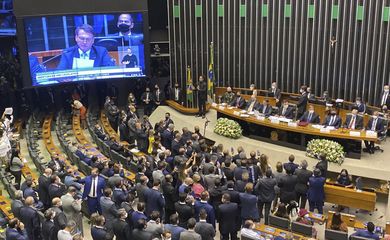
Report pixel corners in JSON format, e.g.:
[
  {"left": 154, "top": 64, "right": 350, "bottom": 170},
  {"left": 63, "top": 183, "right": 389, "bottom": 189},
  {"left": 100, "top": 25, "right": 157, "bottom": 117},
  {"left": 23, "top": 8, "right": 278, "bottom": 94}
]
[{"left": 57, "top": 24, "right": 115, "bottom": 70}]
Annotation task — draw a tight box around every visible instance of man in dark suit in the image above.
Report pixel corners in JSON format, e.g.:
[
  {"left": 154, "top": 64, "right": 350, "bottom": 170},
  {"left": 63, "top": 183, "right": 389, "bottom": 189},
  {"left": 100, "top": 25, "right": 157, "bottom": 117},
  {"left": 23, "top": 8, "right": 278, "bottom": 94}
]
[
  {"left": 278, "top": 100, "right": 294, "bottom": 119},
  {"left": 297, "top": 85, "right": 308, "bottom": 119},
  {"left": 294, "top": 160, "right": 313, "bottom": 209},
  {"left": 218, "top": 193, "right": 239, "bottom": 240},
  {"left": 222, "top": 181, "right": 240, "bottom": 204},
  {"left": 194, "top": 191, "right": 216, "bottom": 228},
  {"left": 47, "top": 157, "right": 66, "bottom": 177},
  {"left": 131, "top": 202, "right": 148, "bottom": 226},
  {"left": 315, "top": 153, "right": 328, "bottom": 178},
  {"left": 5, "top": 218, "right": 28, "bottom": 240},
  {"left": 57, "top": 24, "right": 114, "bottom": 70},
  {"left": 38, "top": 168, "right": 52, "bottom": 209},
  {"left": 114, "top": 13, "right": 144, "bottom": 45},
  {"left": 11, "top": 191, "right": 24, "bottom": 220},
  {"left": 141, "top": 88, "right": 154, "bottom": 116},
  {"left": 113, "top": 181, "right": 128, "bottom": 208},
  {"left": 239, "top": 183, "right": 259, "bottom": 223},
  {"left": 135, "top": 122, "right": 148, "bottom": 152},
  {"left": 171, "top": 83, "right": 182, "bottom": 103},
  {"left": 175, "top": 193, "right": 195, "bottom": 228},
  {"left": 19, "top": 197, "right": 41, "bottom": 240},
  {"left": 268, "top": 81, "right": 281, "bottom": 107},
  {"left": 255, "top": 169, "right": 277, "bottom": 225},
  {"left": 245, "top": 95, "right": 260, "bottom": 112},
  {"left": 283, "top": 155, "right": 299, "bottom": 173},
  {"left": 52, "top": 197, "right": 67, "bottom": 239},
  {"left": 162, "top": 175, "right": 178, "bottom": 223},
  {"left": 41, "top": 209, "right": 55, "bottom": 240},
  {"left": 161, "top": 124, "right": 174, "bottom": 150},
  {"left": 144, "top": 180, "right": 165, "bottom": 218},
  {"left": 153, "top": 84, "right": 165, "bottom": 108},
  {"left": 307, "top": 168, "right": 325, "bottom": 214},
  {"left": 307, "top": 87, "right": 316, "bottom": 101},
  {"left": 48, "top": 175, "right": 67, "bottom": 202},
  {"left": 323, "top": 109, "right": 342, "bottom": 128},
  {"left": 194, "top": 209, "right": 216, "bottom": 240},
  {"left": 132, "top": 219, "right": 154, "bottom": 240},
  {"left": 100, "top": 188, "right": 120, "bottom": 232},
  {"left": 278, "top": 166, "right": 298, "bottom": 204},
  {"left": 164, "top": 214, "right": 185, "bottom": 240},
  {"left": 364, "top": 111, "right": 386, "bottom": 154},
  {"left": 113, "top": 209, "right": 132, "bottom": 240},
  {"left": 171, "top": 133, "right": 183, "bottom": 156},
  {"left": 179, "top": 218, "right": 202, "bottom": 240},
  {"left": 197, "top": 75, "right": 208, "bottom": 118},
  {"left": 379, "top": 85, "right": 390, "bottom": 108},
  {"left": 354, "top": 97, "right": 367, "bottom": 114},
  {"left": 298, "top": 105, "right": 320, "bottom": 124},
  {"left": 229, "top": 91, "right": 246, "bottom": 109},
  {"left": 258, "top": 99, "right": 273, "bottom": 117},
  {"left": 78, "top": 168, "right": 106, "bottom": 214},
  {"left": 343, "top": 109, "right": 364, "bottom": 130}
]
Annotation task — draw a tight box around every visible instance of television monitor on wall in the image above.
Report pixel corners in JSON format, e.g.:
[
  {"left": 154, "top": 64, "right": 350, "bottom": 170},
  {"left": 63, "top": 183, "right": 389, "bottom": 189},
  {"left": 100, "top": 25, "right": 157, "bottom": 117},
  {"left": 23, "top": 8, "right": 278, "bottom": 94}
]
[
  {"left": 24, "top": 13, "right": 146, "bottom": 86},
  {"left": 0, "top": 0, "right": 16, "bottom": 36}
]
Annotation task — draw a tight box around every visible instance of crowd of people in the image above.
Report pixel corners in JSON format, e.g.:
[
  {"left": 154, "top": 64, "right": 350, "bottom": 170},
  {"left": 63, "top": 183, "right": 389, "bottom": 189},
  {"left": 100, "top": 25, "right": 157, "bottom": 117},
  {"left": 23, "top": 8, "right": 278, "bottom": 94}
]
[{"left": 0, "top": 85, "right": 384, "bottom": 240}]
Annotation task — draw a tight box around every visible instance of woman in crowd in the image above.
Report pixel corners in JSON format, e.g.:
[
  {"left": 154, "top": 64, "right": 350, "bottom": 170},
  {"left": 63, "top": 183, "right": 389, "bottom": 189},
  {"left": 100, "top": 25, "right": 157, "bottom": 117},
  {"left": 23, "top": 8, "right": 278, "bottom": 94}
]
[
  {"left": 9, "top": 148, "right": 24, "bottom": 189},
  {"left": 273, "top": 203, "right": 289, "bottom": 219}
]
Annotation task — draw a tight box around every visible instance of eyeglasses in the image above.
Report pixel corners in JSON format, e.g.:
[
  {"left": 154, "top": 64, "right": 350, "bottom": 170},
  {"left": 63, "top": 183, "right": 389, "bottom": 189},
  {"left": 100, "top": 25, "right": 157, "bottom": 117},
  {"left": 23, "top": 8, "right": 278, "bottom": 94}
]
[{"left": 77, "top": 36, "right": 94, "bottom": 42}]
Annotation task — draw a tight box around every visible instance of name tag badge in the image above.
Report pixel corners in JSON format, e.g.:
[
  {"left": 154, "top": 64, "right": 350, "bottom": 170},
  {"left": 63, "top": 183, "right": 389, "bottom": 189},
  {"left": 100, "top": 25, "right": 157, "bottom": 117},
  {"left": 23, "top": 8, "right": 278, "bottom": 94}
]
[
  {"left": 233, "top": 111, "right": 240, "bottom": 116},
  {"left": 288, "top": 122, "right": 297, "bottom": 127},
  {"left": 366, "top": 131, "right": 377, "bottom": 138},
  {"left": 219, "top": 106, "right": 225, "bottom": 110},
  {"left": 349, "top": 131, "right": 361, "bottom": 137},
  {"left": 320, "top": 128, "right": 330, "bottom": 133},
  {"left": 271, "top": 119, "right": 280, "bottom": 124},
  {"left": 257, "top": 116, "right": 265, "bottom": 121}
]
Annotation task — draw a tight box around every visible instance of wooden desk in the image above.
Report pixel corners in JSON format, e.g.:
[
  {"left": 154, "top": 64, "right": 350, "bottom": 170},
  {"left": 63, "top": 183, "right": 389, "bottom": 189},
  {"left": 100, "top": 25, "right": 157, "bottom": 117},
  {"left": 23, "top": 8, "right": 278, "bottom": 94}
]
[
  {"left": 42, "top": 115, "right": 84, "bottom": 177},
  {"left": 324, "top": 183, "right": 376, "bottom": 212},
  {"left": 72, "top": 115, "right": 134, "bottom": 181},
  {"left": 255, "top": 224, "right": 306, "bottom": 240},
  {"left": 212, "top": 105, "right": 377, "bottom": 159},
  {"left": 0, "top": 195, "right": 14, "bottom": 220},
  {"left": 327, "top": 211, "right": 366, "bottom": 229},
  {"left": 166, "top": 100, "right": 211, "bottom": 115},
  {"left": 308, "top": 212, "right": 326, "bottom": 224}
]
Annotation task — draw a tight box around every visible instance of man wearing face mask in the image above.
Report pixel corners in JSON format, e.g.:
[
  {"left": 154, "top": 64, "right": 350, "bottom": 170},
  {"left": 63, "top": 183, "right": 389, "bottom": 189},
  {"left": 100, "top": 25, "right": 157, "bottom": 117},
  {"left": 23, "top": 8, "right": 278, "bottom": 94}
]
[
  {"left": 380, "top": 85, "right": 390, "bottom": 108},
  {"left": 278, "top": 100, "right": 294, "bottom": 119},
  {"left": 245, "top": 95, "right": 260, "bottom": 112},
  {"left": 229, "top": 91, "right": 246, "bottom": 109},
  {"left": 298, "top": 105, "right": 320, "bottom": 124},
  {"left": 354, "top": 97, "right": 366, "bottom": 114},
  {"left": 268, "top": 81, "right": 281, "bottom": 107},
  {"left": 364, "top": 111, "right": 385, "bottom": 154},
  {"left": 296, "top": 85, "right": 308, "bottom": 119},
  {"left": 222, "top": 87, "right": 235, "bottom": 104},
  {"left": 141, "top": 87, "right": 154, "bottom": 116},
  {"left": 171, "top": 83, "right": 182, "bottom": 103},
  {"left": 307, "top": 87, "right": 316, "bottom": 101},
  {"left": 258, "top": 99, "right": 273, "bottom": 117},
  {"left": 197, "top": 75, "right": 208, "bottom": 118},
  {"left": 153, "top": 84, "right": 165, "bottom": 107},
  {"left": 115, "top": 13, "right": 144, "bottom": 45},
  {"left": 343, "top": 108, "right": 363, "bottom": 130},
  {"left": 323, "top": 109, "right": 342, "bottom": 128}
]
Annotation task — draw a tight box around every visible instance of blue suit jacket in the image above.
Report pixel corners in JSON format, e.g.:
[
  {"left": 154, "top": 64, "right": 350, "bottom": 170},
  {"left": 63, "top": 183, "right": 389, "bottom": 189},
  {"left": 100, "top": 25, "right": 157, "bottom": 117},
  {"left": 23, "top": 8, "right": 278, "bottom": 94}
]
[
  {"left": 144, "top": 188, "right": 165, "bottom": 217},
  {"left": 239, "top": 193, "right": 259, "bottom": 220},
  {"left": 194, "top": 201, "right": 216, "bottom": 229},
  {"left": 112, "top": 32, "right": 144, "bottom": 45},
  {"left": 6, "top": 228, "right": 28, "bottom": 240},
  {"left": 323, "top": 115, "right": 342, "bottom": 128},
  {"left": 57, "top": 45, "right": 115, "bottom": 70},
  {"left": 164, "top": 224, "right": 185, "bottom": 240},
  {"left": 91, "top": 226, "right": 111, "bottom": 240},
  {"left": 131, "top": 211, "right": 147, "bottom": 225},
  {"left": 351, "top": 230, "right": 380, "bottom": 240},
  {"left": 307, "top": 176, "right": 325, "bottom": 203},
  {"left": 79, "top": 175, "right": 106, "bottom": 200},
  {"left": 113, "top": 188, "right": 128, "bottom": 208}
]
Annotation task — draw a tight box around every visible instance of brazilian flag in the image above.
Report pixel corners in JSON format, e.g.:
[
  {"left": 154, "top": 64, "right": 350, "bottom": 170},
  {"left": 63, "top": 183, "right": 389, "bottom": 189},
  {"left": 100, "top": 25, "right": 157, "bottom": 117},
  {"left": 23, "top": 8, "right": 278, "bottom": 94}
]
[
  {"left": 186, "top": 66, "right": 194, "bottom": 107},
  {"left": 207, "top": 42, "right": 214, "bottom": 100}
]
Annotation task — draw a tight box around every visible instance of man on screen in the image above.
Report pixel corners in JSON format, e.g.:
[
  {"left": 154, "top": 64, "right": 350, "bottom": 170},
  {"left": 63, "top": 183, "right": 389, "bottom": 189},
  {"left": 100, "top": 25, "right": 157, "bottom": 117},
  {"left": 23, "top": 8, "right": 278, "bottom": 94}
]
[
  {"left": 115, "top": 13, "right": 143, "bottom": 45},
  {"left": 121, "top": 48, "right": 138, "bottom": 68},
  {"left": 57, "top": 24, "right": 115, "bottom": 70}
]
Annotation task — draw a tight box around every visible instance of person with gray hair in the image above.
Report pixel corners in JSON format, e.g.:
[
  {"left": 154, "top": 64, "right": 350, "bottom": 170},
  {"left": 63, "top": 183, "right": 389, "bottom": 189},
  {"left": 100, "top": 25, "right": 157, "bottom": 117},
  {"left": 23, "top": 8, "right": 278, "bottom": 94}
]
[
  {"left": 294, "top": 159, "right": 313, "bottom": 209},
  {"left": 61, "top": 186, "right": 83, "bottom": 234},
  {"left": 11, "top": 190, "right": 24, "bottom": 219}
]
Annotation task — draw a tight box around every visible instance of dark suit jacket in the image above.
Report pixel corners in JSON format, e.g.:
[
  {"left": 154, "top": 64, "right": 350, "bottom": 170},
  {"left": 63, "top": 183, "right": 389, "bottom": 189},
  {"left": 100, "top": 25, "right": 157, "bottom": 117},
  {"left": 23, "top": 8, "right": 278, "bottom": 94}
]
[
  {"left": 144, "top": 188, "right": 165, "bottom": 217},
  {"left": 323, "top": 115, "right": 342, "bottom": 128},
  {"left": 255, "top": 177, "right": 277, "bottom": 202},
  {"left": 38, "top": 175, "right": 51, "bottom": 207},
  {"left": 278, "top": 106, "right": 294, "bottom": 119},
  {"left": 195, "top": 221, "right": 216, "bottom": 240},
  {"left": 112, "top": 32, "right": 144, "bottom": 45},
  {"left": 153, "top": 90, "right": 164, "bottom": 104},
  {"left": 194, "top": 201, "right": 216, "bottom": 228},
  {"left": 20, "top": 206, "right": 41, "bottom": 240},
  {"left": 6, "top": 228, "right": 28, "bottom": 240},
  {"left": 380, "top": 91, "right": 390, "bottom": 108},
  {"left": 11, "top": 199, "right": 24, "bottom": 220},
  {"left": 57, "top": 45, "right": 114, "bottom": 70},
  {"left": 48, "top": 183, "right": 67, "bottom": 202},
  {"left": 112, "top": 219, "right": 132, "bottom": 240},
  {"left": 174, "top": 202, "right": 194, "bottom": 228},
  {"left": 366, "top": 117, "right": 385, "bottom": 136},
  {"left": 162, "top": 181, "right": 177, "bottom": 211},
  {"left": 218, "top": 202, "right": 239, "bottom": 234},
  {"left": 135, "top": 129, "right": 148, "bottom": 152},
  {"left": 258, "top": 104, "right": 273, "bottom": 117},
  {"left": 245, "top": 100, "right": 260, "bottom": 111},
  {"left": 239, "top": 193, "right": 259, "bottom": 220},
  {"left": 355, "top": 103, "right": 366, "bottom": 114},
  {"left": 278, "top": 174, "right": 298, "bottom": 204},
  {"left": 171, "top": 139, "right": 182, "bottom": 156},
  {"left": 299, "top": 111, "right": 320, "bottom": 124},
  {"left": 297, "top": 93, "right": 308, "bottom": 115},
  {"left": 283, "top": 162, "right": 299, "bottom": 173},
  {"left": 343, "top": 115, "right": 364, "bottom": 130},
  {"left": 131, "top": 229, "right": 153, "bottom": 240},
  {"left": 315, "top": 160, "right": 328, "bottom": 178},
  {"left": 229, "top": 97, "right": 246, "bottom": 109},
  {"left": 41, "top": 220, "right": 55, "bottom": 240},
  {"left": 91, "top": 226, "right": 114, "bottom": 240},
  {"left": 307, "top": 176, "right": 326, "bottom": 203},
  {"left": 171, "top": 87, "right": 183, "bottom": 102},
  {"left": 113, "top": 188, "right": 128, "bottom": 208},
  {"left": 294, "top": 168, "right": 313, "bottom": 194},
  {"left": 161, "top": 129, "right": 174, "bottom": 149},
  {"left": 222, "top": 189, "right": 240, "bottom": 204},
  {"left": 268, "top": 88, "right": 281, "bottom": 101}
]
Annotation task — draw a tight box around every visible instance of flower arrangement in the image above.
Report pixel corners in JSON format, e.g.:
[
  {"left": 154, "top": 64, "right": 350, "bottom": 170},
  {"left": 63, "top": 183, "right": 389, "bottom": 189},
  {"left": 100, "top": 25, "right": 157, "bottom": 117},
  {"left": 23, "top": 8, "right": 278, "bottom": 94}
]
[
  {"left": 214, "top": 118, "right": 243, "bottom": 139},
  {"left": 306, "top": 139, "right": 345, "bottom": 165}
]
